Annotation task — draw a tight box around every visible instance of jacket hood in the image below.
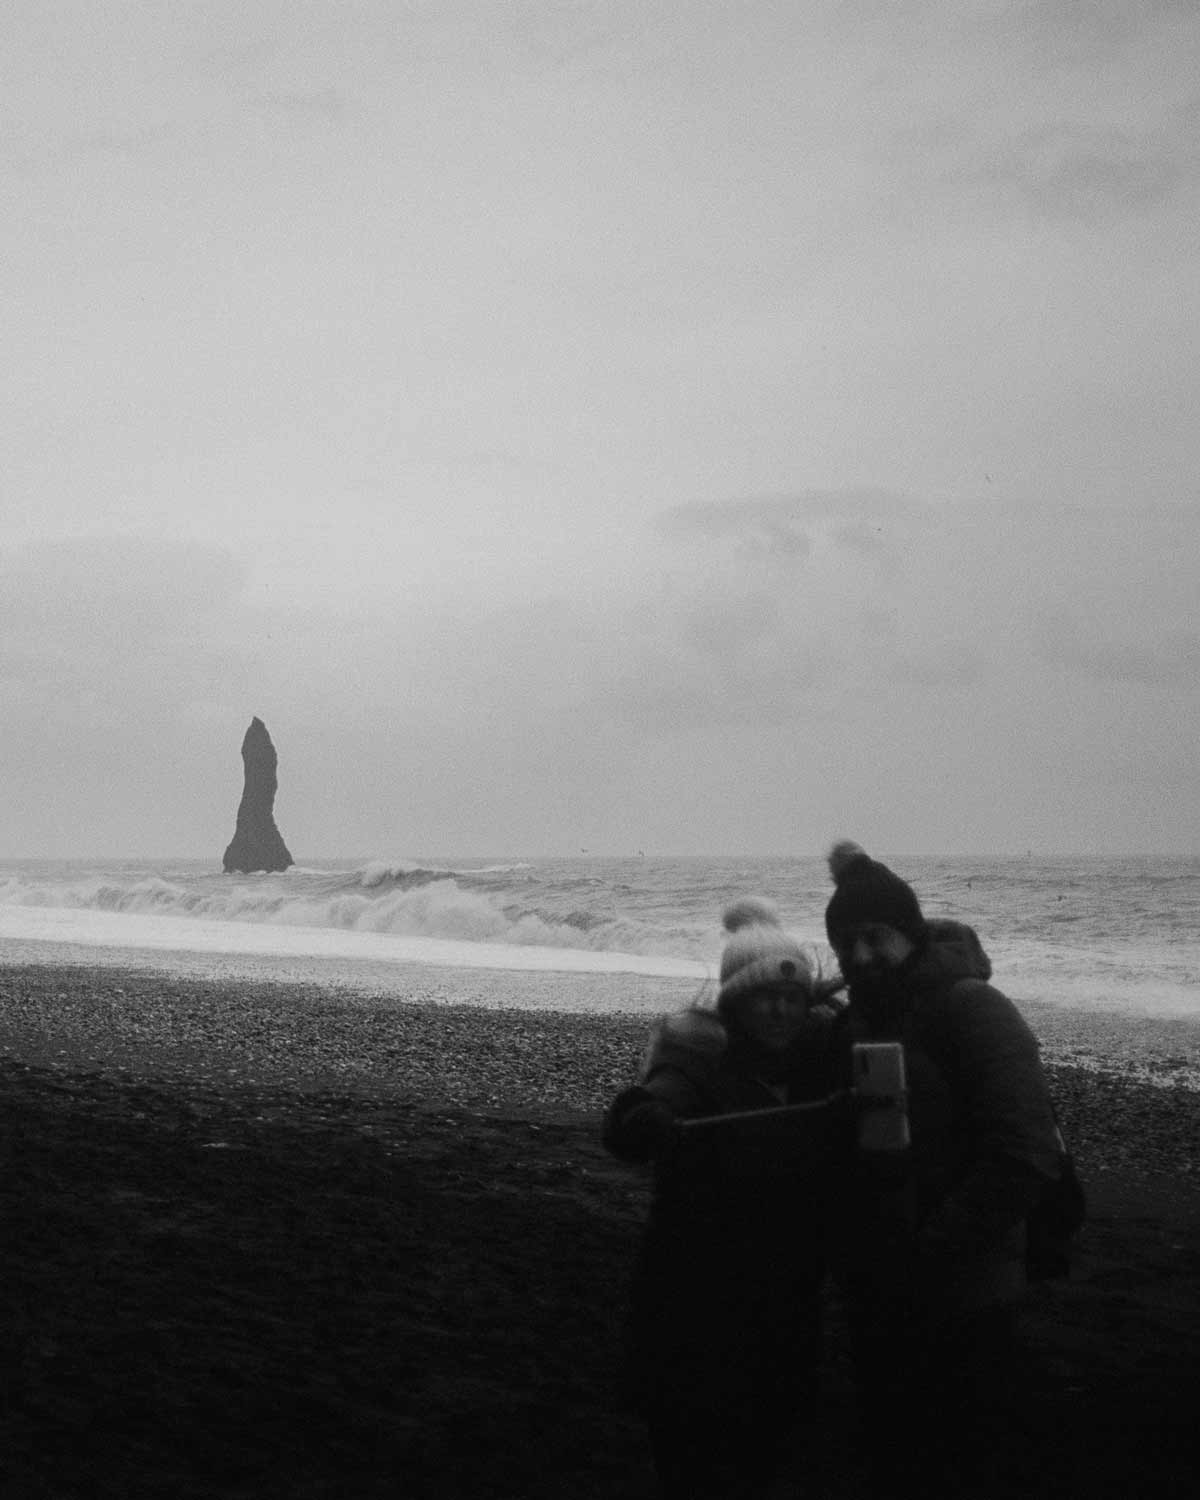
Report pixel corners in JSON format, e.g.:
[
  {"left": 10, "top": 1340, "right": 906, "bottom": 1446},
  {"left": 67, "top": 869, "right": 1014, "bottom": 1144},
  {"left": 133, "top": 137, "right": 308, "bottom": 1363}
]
[
  {"left": 637, "top": 1007, "right": 727, "bottom": 1086},
  {"left": 910, "top": 917, "right": 993, "bottom": 986}
]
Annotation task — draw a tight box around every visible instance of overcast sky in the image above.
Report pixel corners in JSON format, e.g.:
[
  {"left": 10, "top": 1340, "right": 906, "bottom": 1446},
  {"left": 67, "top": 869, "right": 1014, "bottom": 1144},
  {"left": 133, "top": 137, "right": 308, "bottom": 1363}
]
[{"left": 3, "top": 1, "right": 1198, "bottom": 859}]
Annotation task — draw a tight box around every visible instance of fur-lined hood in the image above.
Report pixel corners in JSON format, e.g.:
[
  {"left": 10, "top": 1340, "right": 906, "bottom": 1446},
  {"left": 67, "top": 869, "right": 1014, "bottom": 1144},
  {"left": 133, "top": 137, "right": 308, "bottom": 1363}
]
[{"left": 636, "top": 1007, "right": 729, "bottom": 1084}]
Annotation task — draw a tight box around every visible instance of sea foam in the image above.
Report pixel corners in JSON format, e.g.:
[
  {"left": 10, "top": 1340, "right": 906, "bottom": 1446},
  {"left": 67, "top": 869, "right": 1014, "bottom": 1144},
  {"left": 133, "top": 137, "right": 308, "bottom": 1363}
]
[
  {"left": 0, "top": 902, "right": 709, "bottom": 980},
  {"left": 0, "top": 863, "right": 708, "bottom": 964}
]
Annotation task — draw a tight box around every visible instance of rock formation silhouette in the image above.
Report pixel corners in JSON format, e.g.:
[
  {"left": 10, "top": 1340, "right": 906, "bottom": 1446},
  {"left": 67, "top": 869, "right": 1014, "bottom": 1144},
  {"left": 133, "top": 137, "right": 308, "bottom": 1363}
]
[{"left": 222, "top": 717, "right": 294, "bottom": 874}]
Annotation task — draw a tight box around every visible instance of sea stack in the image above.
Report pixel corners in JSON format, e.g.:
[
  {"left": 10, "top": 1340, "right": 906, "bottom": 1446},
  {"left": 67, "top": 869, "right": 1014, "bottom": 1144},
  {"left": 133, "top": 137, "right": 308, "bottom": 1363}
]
[{"left": 222, "top": 717, "right": 294, "bottom": 874}]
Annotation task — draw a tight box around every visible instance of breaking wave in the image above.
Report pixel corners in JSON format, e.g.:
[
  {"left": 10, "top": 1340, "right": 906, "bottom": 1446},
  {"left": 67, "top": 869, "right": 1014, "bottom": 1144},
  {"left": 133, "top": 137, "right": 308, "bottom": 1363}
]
[
  {"left": 3, "top": 852, "right": 1196, "bottom": 1015},
  {"left": 0, "top": 861, "right": 709, "bottom": 963}
]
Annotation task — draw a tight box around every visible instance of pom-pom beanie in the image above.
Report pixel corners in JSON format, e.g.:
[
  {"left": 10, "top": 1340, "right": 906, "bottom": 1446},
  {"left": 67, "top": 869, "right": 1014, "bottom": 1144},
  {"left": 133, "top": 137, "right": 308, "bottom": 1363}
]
[
  {"left": 824, "top": 841, "right": 928, "bottom": 948},
  {"left": 717, "top": 897, "right": 813, "bottom": 1013}
]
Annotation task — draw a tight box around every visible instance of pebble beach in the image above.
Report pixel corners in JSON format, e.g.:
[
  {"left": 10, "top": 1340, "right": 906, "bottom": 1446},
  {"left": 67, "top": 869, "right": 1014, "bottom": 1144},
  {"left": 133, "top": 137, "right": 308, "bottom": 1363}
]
[
  {"left": 3, "top": 949, "right": 1199, "bottom": 1497},
  {"left": 2, "top": 945, "right": 1198, "bottom": 1168}
]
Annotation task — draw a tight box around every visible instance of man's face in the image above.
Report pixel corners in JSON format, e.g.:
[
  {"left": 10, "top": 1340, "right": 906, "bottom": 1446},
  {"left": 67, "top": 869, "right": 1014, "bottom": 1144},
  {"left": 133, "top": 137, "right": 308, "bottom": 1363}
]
[{"left": 838, "top": 923, "right": 915, "bottom": 983}]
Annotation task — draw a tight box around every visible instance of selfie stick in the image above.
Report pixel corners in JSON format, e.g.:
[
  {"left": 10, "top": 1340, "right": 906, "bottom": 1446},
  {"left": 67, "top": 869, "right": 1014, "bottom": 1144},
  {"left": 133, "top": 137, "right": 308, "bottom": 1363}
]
[{"left": 678, "top": 1091, "right": 851, "bottom": 1131}]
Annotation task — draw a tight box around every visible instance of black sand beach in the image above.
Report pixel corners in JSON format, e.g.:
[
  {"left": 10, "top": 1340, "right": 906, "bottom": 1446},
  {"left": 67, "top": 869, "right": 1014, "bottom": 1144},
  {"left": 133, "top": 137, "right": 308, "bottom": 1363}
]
[{"left": 3, "top": 958, "right": 1199, "bottom": 1498}]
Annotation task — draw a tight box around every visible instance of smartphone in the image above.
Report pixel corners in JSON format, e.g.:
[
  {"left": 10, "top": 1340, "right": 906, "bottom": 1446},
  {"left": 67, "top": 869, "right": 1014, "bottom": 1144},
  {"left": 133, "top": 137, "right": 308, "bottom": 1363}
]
[{"left": 852, "top": 1041, "right": 910, "bottom": 1152}]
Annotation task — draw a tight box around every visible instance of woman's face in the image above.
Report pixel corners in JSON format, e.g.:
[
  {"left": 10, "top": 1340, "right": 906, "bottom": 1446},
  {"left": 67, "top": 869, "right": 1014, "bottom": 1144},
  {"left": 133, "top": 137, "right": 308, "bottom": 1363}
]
[{"left": 736, "top": 984, "right": 813, "bottom": 1051}]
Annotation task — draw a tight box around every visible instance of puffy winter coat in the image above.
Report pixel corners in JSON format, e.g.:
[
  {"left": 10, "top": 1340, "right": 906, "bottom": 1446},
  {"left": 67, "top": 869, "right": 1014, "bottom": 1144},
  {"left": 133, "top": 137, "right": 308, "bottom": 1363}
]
[{"left": 603, "top": 1009, "right": 851, "bottom": 1412}]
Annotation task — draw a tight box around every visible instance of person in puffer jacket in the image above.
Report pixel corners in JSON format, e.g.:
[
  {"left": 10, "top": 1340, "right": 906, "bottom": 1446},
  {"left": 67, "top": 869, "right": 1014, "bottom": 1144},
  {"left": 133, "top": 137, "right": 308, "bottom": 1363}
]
[
  {"left": 824, "top": 841, "right": 1063, "bottom": 1500},
  {"left": 603, "top": 898, "right": 850, "bottom": 1500}
]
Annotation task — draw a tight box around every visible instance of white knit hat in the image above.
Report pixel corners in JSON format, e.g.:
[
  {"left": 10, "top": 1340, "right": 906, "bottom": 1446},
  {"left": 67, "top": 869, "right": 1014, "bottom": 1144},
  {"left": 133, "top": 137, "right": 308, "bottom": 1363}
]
[{"left": 717, "top": 897, "right": 813, "bottom": 1009}]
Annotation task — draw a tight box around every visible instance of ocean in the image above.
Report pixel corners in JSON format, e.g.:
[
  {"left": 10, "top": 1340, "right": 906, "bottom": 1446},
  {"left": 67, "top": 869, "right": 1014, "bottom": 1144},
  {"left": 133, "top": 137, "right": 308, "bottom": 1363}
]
[{"left": 1, "top": 853, "right": 1198, "bottom": 1022}]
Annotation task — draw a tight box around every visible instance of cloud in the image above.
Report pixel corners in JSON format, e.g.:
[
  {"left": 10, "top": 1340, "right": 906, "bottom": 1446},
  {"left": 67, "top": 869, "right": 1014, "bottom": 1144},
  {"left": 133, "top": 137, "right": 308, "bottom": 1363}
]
[
  {"left": 195, "top": 39, "right": 282, "bottom": 86},
  {"left": 572, "top": 489, "right": 957, "bottom": 732},
  {"left": 889, "top": 645, "right": 988, "bottom": 689},
  {"left": 659, "top": 496, "right": 813, "bottom": 560},
  {"left": 592, "top": 636, "right": 832, "bottom": 733},
  {"left": 4, "top": 495, "right": 1196, "bottom": 855},
  {"left": 1034, "top": 616, "right": 1200, "bottom": 684},
  {"left": 831, "top": 521, "right": 893, "bottom": 562},
  {"left": 59, "top": 123, "right": 188, "bottom": 160},
  {"left": 250, "top": 87, "right": 351, "bottom": 121},
  {"left": 883, "top": 108, "right": 1199, "bottom": 224},
  {"left": 871, "top": 3, "right": 1200, "bottom": 224},
  {"left": 975, "top": 0, "right": 1200, "bottom": 67},
  {"left": 11, "top": 121, "right": 190, "bottom": 175},
  {"left": 642, "top": 491, "right": 1198, "bottom": 713},
  {"left": 509, "top": 2, "right": 635, "bottom": 68},
  {"left": 0, "top": 491, "right": 972, "bottom": 765},
  {"left": 638, "top": 589, "right": 834, "bottom": 729},
  {"left": 0, "top": 536, "right": 245, "bottom": 643},
  {"left": 659, "top": 489, "right": 930, "bottom": 564},
  {"left": 959, "top": 124, "right": 1198, "bottom": 222}
]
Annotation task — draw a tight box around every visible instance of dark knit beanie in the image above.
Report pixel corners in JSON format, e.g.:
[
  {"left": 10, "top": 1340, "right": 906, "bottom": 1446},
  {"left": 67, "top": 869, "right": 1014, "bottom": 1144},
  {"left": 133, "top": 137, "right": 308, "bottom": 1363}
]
[{"left": 824, "top": 841, "right": 928, "bottom": 948}]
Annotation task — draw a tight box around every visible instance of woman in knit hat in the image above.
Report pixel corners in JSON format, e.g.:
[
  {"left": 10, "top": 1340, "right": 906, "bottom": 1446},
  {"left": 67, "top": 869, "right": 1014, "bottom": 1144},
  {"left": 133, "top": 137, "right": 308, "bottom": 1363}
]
[{"left": 603, "top": 899, "right": 849, "bottom": 1500}]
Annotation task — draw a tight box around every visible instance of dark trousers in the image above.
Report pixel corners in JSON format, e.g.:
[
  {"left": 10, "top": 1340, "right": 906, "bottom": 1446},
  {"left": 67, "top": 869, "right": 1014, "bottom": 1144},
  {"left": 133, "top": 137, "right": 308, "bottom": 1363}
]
[
  {"left": 628, "top": 1265, "right": 822, "bottom": 1499},
  {"left": 850, "top": 1302, "right": 1020, "bottom": 1499},
  {"left": 646, "top": 1398, "right": 795, "bottom": 1500},
  {"left": 639, "top": 1327, "right": 820, "bottom": 1500}
]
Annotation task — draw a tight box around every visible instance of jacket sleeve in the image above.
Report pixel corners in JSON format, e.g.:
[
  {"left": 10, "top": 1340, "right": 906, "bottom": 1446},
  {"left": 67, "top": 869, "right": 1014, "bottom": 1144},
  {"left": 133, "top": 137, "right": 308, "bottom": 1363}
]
[
  {"left": 918, "top": 981, "right": 1062, "bottom": 1262},
  {"left": 602, "top": 1067, "right": 713, "bottom": 1162},
  {"left": 602, "top": 1010, "right": 728, "bottom": 1163}
]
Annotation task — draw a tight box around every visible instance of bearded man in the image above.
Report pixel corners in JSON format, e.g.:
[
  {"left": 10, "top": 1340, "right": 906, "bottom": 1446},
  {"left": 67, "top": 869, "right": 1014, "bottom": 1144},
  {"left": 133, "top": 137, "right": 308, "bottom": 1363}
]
[{"left": 825, "top": 841, "right": 1062, "bottom": 1499}]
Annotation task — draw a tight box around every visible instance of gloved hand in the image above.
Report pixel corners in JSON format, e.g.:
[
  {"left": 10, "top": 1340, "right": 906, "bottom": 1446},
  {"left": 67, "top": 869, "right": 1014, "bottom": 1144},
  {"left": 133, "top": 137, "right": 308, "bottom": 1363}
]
[
  {"left": 619, "top": 1096, "right": 680, "bottom": 1158},
  {"left": 603, "top": 1087, "right": 680, "bottom": 1162}
]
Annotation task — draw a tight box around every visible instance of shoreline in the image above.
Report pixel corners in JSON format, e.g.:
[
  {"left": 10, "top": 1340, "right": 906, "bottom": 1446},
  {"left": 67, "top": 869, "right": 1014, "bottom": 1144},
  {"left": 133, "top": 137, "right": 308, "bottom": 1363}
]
[{"left": 3, "top": 943, "right": 1200, "bottom": 1082}]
